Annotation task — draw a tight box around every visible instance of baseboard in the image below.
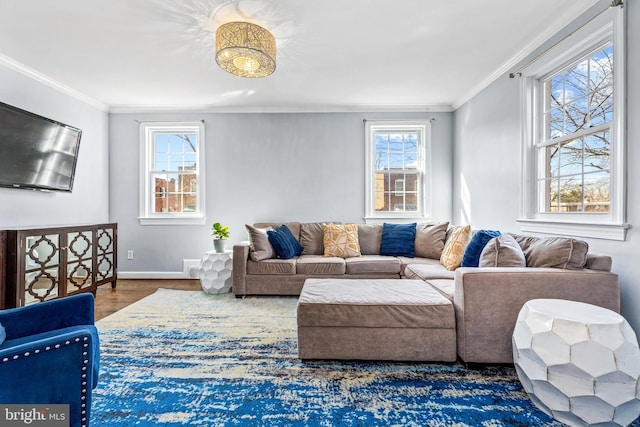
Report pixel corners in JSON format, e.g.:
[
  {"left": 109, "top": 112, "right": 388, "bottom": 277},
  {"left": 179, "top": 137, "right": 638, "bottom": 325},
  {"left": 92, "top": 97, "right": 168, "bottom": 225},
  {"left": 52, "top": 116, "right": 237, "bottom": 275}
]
[{"left": 119, "top": 259, "right": 201, "bottom": 280}]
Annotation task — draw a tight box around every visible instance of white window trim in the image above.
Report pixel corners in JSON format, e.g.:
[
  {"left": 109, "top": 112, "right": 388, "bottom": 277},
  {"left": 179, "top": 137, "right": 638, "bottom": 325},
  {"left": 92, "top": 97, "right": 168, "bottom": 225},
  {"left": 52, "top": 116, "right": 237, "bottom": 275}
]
[
  {"left": 364, "top": 120, "right": 432, "bottom": 223},
  {"left": 138, "top": 121, "right": 206, "bottom": 226},
  {"left": 517, "top": 5, "right": 628, "bottom": 241}
]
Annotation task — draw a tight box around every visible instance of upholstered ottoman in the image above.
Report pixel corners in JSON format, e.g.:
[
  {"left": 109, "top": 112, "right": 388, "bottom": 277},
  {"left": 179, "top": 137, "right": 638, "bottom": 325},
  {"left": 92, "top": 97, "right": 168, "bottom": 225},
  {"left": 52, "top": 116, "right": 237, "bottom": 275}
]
[{"left": 297, "top": 278, "right": 457, "bottom": 361}]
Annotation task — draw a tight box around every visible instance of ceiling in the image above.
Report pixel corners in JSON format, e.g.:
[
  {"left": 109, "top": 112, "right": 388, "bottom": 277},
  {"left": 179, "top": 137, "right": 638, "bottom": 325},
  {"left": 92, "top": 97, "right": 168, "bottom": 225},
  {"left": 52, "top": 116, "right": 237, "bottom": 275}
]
[{"left": 0, "top": 0, "right": 598, "bottom": 112}]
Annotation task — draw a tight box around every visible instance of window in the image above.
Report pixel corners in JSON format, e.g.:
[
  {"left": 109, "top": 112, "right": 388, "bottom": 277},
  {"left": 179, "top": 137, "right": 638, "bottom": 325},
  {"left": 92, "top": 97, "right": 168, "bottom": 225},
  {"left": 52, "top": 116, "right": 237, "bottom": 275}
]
[
  {"left": 540, "top": 44, "right": 613, "bottom": 214},
  {"left": 139, "top": 121, "right": 206, "bottom": 225},
  {"left": 518, "top": 5, "right": 627, "bottom": 240},
  {"left": 364, "top": 120, "right": 431, "bottom": 221}
]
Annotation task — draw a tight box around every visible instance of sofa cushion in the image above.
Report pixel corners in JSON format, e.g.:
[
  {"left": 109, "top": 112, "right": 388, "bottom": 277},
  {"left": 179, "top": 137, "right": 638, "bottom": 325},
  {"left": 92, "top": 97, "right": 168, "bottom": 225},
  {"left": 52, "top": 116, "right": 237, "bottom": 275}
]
[
  {"left": 461, "top": 229, "right": 501, "bottom": 267},
  {"left": 323, "top": 224, "right": 361, "bottom": 258},
  {"left": 397, "top": 256, "right": 444, "bottom": 268},
  {"left": 345, "top": 255, "right": 400, "bottom": 274},
  {"left": 357, "top": 224, "right": 382, "bottom": 255},
  {"left": 509, "top": 234, "right": 589, "bottom": 270},
  {"left": 479, "top": 234, "right": 526, "bottom": 267},
  {"left": 297, "top": 255, "right": 346, "bottom": 275},
  {"left": 414, "top": 222, "right": 449, "bottom": 259},
  {"left": 267, "top": 225, "right": 304, "bottom": 259},
  {"left": 245, "top": 224, "right": 275, "bottom": 261},
  {"left": 380, "top": 223, "right": 417, "bottom": 257},
  {"left": 300, "top": 223, "right": 326, "bottom": 255},
  {"left": 404, "top": 263, "right": 455, "bottom": 281},
  {"left": 440, "top": 225, "right": 471, "bottom": 270},
  {"left": 247, "top": 258, "right": 297, "bottom": 275},
  {"left": 397, "top": 256, "right": 444, "bottom": 276}
]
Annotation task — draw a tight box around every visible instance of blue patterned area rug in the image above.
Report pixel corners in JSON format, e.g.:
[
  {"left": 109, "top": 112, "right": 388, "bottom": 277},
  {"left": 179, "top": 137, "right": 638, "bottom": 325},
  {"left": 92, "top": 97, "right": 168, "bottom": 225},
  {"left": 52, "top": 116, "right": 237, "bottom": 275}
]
[{"left": 89, "top": 288, "right": 608, "bottom": 426}]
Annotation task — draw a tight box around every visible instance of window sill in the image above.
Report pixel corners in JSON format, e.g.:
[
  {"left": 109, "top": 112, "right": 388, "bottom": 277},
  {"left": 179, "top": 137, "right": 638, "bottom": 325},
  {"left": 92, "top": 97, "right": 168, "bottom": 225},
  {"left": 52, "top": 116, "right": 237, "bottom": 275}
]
[
  {"left": 516, "top": 219, "right": 629, "bottom": 241},
  {"left": 139, "top": 215, "right": 206, "bottom": 226}
]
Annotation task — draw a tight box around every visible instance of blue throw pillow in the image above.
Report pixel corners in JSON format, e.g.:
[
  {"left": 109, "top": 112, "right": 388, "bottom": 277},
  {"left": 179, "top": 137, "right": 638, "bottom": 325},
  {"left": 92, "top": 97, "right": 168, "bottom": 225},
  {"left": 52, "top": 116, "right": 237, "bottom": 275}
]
[
  {"left": 267, "top": 225, "right": 304, "bottom": 259},
  {"left": 0, "top": 322, "right": 5, "bottom": 346},
  {"left": 461, "top": 230, "right": 501, "bottom": 267},
  {"left": 379, "top": 223, "right": 417, "bottom": 257}
]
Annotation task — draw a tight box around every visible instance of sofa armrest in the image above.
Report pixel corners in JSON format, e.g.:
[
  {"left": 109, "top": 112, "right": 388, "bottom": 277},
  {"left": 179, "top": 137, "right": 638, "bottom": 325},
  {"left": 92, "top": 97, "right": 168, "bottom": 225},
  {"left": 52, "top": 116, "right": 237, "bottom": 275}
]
[
  {"left": 0, "top": 293, "right": 95, "bottom": 341},
  {"left": 233, "top": 242, "right": 250, "bottom": 296},
  {"left": 454, "top": 267, "right": 620, "bottom": 364}
]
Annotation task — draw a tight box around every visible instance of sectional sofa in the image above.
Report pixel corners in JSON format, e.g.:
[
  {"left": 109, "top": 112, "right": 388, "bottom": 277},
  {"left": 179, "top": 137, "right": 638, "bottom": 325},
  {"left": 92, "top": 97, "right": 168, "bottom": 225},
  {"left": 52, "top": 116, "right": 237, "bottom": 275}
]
[{"left": 232, "top": 221, "right": 620, "bottom": 363}]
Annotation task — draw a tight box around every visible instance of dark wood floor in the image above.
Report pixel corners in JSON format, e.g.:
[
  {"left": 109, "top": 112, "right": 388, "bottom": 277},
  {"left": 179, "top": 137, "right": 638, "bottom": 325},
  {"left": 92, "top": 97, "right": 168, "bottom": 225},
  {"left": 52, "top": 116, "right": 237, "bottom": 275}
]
[{"left": 94, "top": 279, "right": 201, "bottom": 321}]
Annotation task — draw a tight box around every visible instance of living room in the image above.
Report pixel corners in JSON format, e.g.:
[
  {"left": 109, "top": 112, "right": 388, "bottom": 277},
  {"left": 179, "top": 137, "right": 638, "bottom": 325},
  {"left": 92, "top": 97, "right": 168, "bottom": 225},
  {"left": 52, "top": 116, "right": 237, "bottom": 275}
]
[{"left": 1, "top": 0, "right": 639, "bottom": 425}]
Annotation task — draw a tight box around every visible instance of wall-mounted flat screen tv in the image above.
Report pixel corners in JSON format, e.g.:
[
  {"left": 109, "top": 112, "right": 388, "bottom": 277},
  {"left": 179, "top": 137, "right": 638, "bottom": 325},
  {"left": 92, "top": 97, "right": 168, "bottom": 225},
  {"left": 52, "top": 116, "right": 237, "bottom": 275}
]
[{"left": 0, "top": 101, "right": 82, "bottom": 192}]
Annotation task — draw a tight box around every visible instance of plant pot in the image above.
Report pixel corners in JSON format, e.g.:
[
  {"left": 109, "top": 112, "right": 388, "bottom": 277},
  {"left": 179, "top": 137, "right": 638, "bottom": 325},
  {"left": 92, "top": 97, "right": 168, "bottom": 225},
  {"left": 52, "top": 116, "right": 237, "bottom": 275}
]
[{"left": 213, "top": 239, "right": 227, "bottom": 253}]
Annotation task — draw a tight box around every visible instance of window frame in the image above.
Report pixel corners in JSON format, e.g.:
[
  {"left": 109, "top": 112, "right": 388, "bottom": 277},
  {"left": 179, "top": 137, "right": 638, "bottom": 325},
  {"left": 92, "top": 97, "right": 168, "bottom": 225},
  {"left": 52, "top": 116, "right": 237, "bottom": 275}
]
[
  {"left": 364, "top": 120, "right": 432, "bottom": 222},
  {"left": 138, "top": 121, "right": 206, "bottom": 225},
  {"left": 517, "top": 5, "right": 628, "bottom": 240}
]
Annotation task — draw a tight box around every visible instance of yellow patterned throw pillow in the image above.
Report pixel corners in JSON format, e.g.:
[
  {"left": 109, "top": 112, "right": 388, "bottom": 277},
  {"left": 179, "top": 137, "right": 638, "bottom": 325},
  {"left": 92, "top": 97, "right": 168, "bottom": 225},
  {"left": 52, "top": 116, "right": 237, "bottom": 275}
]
[
  {"left": 323, "top": 224, "right": 361, "bottom": 258},
  {"left": 440, "top": 225, "right": 472, "bottom": 270}
]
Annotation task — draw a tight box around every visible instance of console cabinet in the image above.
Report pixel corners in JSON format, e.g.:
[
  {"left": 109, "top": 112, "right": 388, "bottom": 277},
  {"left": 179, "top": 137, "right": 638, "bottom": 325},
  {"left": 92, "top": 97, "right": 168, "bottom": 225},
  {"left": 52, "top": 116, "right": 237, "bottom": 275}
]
[{"left": 2, "top": 223, "right": 117, "bottom": 308}]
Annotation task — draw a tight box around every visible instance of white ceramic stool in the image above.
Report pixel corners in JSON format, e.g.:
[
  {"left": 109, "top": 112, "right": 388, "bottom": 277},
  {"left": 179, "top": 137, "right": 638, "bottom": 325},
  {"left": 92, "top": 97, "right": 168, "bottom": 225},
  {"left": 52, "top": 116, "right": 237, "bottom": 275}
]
[
  {"left": 513, "top": 298, "right": 640, "bottom": 426},
  {"left": 198, "top": 250, "right": 233, "bottom": 294}
]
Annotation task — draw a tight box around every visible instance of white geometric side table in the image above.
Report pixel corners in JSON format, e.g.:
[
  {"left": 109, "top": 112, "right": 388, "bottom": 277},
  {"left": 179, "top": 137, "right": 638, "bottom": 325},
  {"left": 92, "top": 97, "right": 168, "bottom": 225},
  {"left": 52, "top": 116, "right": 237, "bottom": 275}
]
[
  {"left": 513, "top": 299, "right": 640, "bottom": 427},
  {"left": 198, "top": 250, "right": 233, "bottom": 294}
]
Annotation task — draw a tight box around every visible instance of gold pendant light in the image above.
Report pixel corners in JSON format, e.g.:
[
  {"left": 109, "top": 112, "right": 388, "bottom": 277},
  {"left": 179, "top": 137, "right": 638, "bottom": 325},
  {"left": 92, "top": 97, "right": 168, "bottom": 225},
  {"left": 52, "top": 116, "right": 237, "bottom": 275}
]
[{"left": 215, "top": 22, "right": 276, "bottom": 78}]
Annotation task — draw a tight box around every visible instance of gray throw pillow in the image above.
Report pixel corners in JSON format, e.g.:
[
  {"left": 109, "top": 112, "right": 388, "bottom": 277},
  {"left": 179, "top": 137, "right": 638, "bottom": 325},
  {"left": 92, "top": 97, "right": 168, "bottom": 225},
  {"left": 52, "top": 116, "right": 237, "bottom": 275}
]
[
  {"left": 479, "top": 234, "right": 526, "bottom": 267},
  {"left": 415, "top": 222, "right": 449, "bottom": 259},
  {"left": 245, "top": 224, "right": 274, "bottom": 261},
  {"left": 509, "top": 233, "right": 589, "bottom": 270},
  {"left": 357, "top": 224, "right": 382, "bottom": 255},
  {"left": 300, "top": 223, "right": 326, "bottom": 255}
]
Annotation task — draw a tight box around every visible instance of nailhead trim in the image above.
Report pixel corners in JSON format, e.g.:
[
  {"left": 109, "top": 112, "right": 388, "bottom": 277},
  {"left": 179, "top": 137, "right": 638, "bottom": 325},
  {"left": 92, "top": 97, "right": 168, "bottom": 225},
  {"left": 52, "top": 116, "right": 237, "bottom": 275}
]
[{"left": 1, "top": 334, "right": 93, "bottom": 426}]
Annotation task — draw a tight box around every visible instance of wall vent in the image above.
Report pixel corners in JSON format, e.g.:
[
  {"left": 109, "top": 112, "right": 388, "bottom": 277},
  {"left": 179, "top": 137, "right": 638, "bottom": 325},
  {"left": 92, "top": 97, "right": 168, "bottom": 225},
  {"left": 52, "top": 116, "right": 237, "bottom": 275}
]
[{"left": 183, "top": 259, "right": 201, "bottom": 278}]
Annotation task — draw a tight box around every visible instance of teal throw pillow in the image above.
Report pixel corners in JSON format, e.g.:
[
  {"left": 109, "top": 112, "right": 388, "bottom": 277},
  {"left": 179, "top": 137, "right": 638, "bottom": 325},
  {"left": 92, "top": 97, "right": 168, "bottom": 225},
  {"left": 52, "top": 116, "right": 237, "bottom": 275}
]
[
  {"left": 461, "top": 229, "right": 501, "bottom": 267},
  {"left": 0, "top": 322, "right": 5, "bottom": 346},
  {"left": 267, "top": 225, "right": 304, "bottom": 259},
  {"left": 379, "top": 223, "right": 417, "bottom": 257}
]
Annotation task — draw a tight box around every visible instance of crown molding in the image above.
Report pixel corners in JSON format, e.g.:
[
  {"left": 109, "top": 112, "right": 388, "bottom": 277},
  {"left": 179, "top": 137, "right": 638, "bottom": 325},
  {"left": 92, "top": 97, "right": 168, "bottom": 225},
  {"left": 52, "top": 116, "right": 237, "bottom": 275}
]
[
  {"left": 108, "top": 103, "right": 453, "bottom": 114},
  {"left": 1, "top": 1, "right": 601, "bottom": 116},
  {"left": 0, "top": 53, "right": 108, "bottom": 112},
  {"left": 451, "top": 0, "right": 602, "bottom": 110}
]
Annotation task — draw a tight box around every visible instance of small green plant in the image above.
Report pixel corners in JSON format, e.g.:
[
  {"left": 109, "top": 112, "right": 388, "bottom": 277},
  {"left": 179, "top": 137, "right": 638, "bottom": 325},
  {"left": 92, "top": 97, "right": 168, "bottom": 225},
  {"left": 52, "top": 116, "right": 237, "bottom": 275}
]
[{"left": 211, "top": 222, "right": 230, "bottom": 239}]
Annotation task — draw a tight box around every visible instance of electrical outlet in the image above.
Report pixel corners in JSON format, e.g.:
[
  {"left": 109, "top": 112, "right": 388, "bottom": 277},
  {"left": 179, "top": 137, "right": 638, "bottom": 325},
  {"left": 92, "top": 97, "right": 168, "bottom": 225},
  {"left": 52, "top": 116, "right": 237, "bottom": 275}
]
[{"left": 127, "top": 250, "right": 134, "bottom": 260}]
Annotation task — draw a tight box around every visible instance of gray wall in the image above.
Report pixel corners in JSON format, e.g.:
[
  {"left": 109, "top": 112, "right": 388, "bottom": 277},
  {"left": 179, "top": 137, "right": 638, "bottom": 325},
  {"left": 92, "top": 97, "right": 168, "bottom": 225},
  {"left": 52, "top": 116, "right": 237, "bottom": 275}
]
[
  {"left": 453, "top": 1, "right": 640, "bottom": 335},
  {"left": 109, "top": 112, "right": 453, "bottom": 273},
  {"left": 0, "top": 64, "right": 109, "bottom": 228}
]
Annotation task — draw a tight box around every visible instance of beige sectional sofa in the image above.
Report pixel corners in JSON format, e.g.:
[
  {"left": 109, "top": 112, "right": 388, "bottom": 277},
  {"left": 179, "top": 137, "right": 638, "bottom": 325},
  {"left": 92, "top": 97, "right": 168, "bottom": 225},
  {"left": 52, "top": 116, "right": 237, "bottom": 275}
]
[
  {"left": 232, "top": 221, "right": 620, "bottom": 364},
  {"left": 233, "top": 221, "right": 450, "bottom": 296}
]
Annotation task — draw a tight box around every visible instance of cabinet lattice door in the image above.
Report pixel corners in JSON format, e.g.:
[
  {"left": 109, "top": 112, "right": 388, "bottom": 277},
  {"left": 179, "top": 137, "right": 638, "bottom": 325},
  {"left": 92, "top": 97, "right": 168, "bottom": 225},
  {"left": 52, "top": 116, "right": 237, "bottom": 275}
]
[{"left": 3, "top": 223, "right": 117, "bottom": 307}]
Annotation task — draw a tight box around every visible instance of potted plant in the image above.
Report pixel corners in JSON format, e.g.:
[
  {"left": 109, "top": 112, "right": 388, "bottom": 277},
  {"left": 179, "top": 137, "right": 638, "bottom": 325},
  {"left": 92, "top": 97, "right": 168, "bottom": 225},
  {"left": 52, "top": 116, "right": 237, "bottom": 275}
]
[{"left": 211, "top": 222, "right": 230, "bottom": 253}]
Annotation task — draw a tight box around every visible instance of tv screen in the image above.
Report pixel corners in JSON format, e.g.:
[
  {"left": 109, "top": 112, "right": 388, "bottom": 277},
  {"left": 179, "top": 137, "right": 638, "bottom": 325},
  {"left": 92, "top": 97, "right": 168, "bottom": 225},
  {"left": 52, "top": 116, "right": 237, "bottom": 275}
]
[{"left": 0, "top": 101, "right": 82, "bottom": 192}]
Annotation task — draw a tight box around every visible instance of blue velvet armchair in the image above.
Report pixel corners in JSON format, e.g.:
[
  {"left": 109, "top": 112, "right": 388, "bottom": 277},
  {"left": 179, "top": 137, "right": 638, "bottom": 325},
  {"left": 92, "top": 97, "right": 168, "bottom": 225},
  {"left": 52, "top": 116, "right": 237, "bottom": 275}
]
[{"left": 0, "top": 293, "right": 100, "bottom": 427}]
